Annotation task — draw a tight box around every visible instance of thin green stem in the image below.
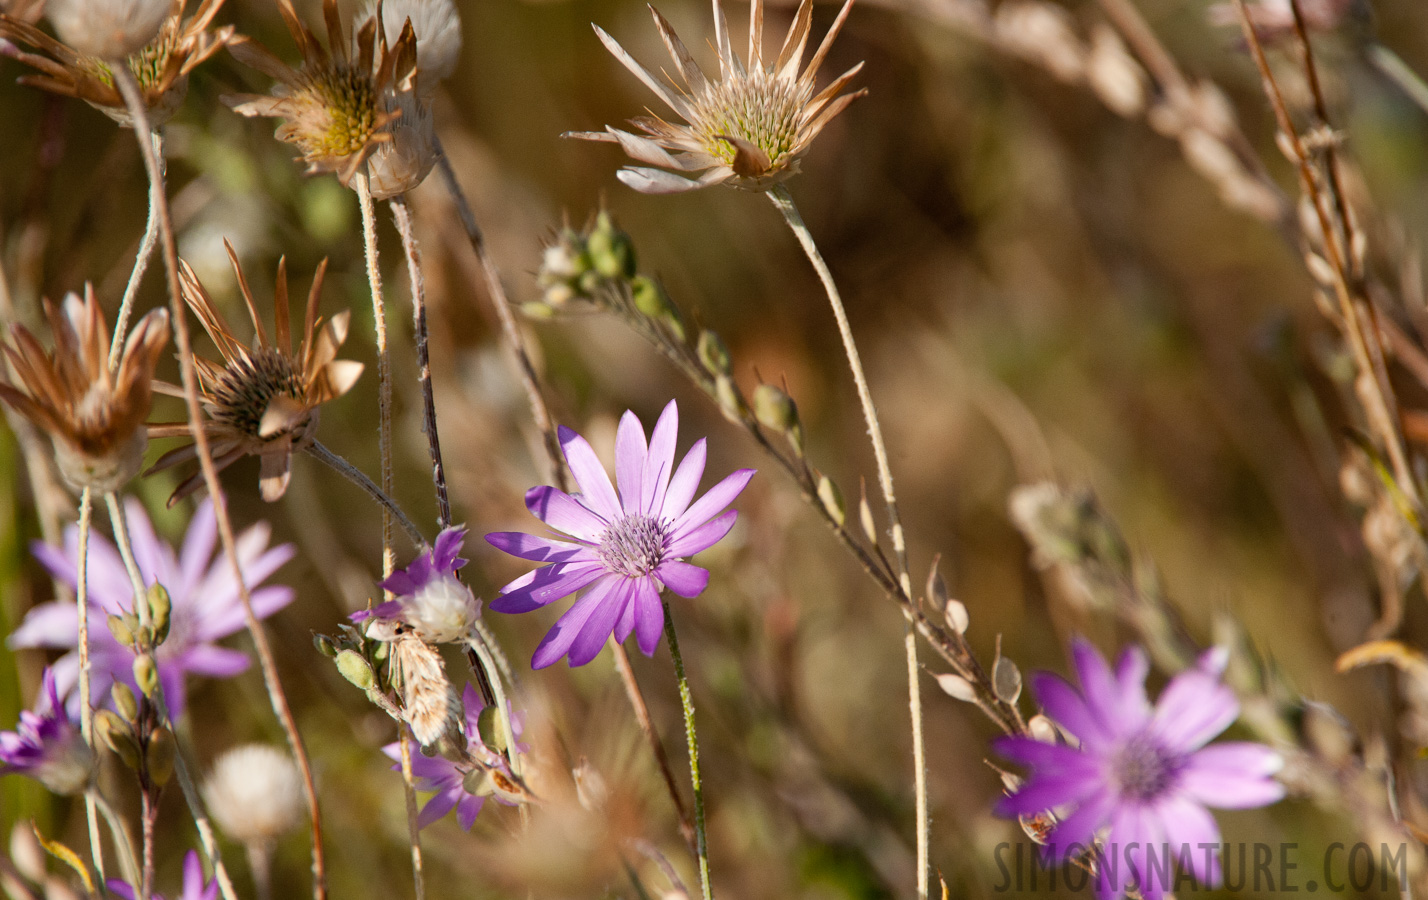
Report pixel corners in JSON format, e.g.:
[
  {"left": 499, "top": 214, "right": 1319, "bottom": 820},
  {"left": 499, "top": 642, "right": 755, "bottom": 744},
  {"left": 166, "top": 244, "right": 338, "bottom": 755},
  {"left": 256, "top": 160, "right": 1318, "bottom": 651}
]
[
  {"left": 464, "top": 634, "right": 522, "bottom": 780},
  {"left": 76, "top": 489, "right": 105, "bottom": 885},
  {"left": 767, "top": 184, "right": 928, "bottom": 899},
  {"left": 110, "top": 129, "right": 163, "bottom": 366},
  {"left": 662, "top": 602, "right": 711, "bottom": 900},
  {"left": 304, "top": 440, "right": 425, "bottom": 547}
]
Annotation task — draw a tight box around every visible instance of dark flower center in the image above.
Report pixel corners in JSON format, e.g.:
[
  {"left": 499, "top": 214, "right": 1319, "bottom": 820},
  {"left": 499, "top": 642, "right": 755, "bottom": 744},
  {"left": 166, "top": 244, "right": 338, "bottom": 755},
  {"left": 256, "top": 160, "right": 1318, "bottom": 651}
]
[
  {"left": 1112, "top": 734, "right": 1180, "bottom": 802},
  {"left": 598, "top": 514, "right": 668, "bottom": 578},
  {"left": 211, "top": 348, "right": 306, "bottom": 439}
]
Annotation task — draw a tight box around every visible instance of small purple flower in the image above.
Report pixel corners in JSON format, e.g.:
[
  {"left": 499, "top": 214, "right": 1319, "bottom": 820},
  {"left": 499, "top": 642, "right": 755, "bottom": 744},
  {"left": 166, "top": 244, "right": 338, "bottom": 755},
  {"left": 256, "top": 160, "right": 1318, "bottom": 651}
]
[
  {"left": 0, "top": 667, "right": 92, "bottom": 795},
  {"left": 354, "top": 527, "right": 480, "bottom": 643},
  {"left": 9, "top": 498, "right": 294, "bottom": 718},
  {"left": 486, "top": 400, "right": 754, "bottom": 668},
  {"left": 995, "top": 639, "right": 1284, "bottom": 900},
  {"left": 381, "top": 683, "right": 528, "bottom": 830},
  {"left": 109, "top": 850, "right": 218, "bottom": 900}
]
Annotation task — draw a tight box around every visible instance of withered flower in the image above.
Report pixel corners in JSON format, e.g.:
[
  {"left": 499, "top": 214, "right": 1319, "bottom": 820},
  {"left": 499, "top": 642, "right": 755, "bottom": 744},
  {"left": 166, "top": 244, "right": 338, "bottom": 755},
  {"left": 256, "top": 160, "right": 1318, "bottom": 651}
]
[
  {"left": 0, "top": 288, "right": 169, "bottom": 492},
  {"left": 0, "top": 0, "right": 234, "bottom": 127},
  {"left": 565, "top": 0, "right": 866, "bottom": 193},
  {"left": 222, "top": 0, "right": 417, "bottom": 185},
  {"left": 148, "top": 244, "right": 363, "bottom": 505}
]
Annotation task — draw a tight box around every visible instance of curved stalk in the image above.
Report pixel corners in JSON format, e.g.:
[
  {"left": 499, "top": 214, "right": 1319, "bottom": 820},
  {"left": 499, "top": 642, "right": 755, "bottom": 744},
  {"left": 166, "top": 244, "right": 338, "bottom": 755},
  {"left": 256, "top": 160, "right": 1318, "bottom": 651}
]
[
  {"left": 110, "top": 129, "right": 163, "bottom": 364},
  {"left": 766, "top": 184, "right": 928, "bottom": 899},
  {"left": 304, "top": 440, "right": 425, "bottom": 547}
]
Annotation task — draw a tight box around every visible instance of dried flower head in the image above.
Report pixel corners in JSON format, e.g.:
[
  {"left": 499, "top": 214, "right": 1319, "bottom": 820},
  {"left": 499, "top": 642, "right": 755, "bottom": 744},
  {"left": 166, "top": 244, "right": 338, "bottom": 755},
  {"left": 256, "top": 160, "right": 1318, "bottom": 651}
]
[
  {"left": 360, "top": 0, "right": 462, "bottom": 94},
  {"left": 0, "top": 1, "right": 234, "bottom": 126},
  {"left": 566, "top": 0, "right": 866, "bottom": 193},
  {"left": 223, "top": 0, "right": 418, "bottom": 185},
  {"left": 387, "top": 630, "right": 464, "bottom": 748},
  {"left": 202, "top": 744, "right": 304, "bottom": 845},
  {"left": 45, "top": 0, "right": 171, "bottom": 59},
  {"left": 0, "top": 288, "right": 169, "bottom": 492},
  {"left": 147, "top": 243, "right": 363, "bottom": 504},
  {"left": 0, "top": 668, "right": 93, "bottom": 795},
  {"left": 366, "top": 88, "right": 437, "bottom": 199}
]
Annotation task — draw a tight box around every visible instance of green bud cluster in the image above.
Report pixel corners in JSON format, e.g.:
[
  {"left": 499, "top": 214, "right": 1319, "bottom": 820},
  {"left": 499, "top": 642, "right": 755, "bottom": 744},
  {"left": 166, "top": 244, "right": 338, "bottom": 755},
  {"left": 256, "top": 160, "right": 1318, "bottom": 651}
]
[{"left": 105, "top": 584, "right": 173, "bottom": 652}]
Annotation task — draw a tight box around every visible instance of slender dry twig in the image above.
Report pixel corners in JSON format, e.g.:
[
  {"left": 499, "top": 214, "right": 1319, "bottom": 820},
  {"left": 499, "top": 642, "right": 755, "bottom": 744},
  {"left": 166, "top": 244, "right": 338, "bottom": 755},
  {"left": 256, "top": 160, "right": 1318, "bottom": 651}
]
[
  {"left": 110, "top": 129, "right": 162, "bottom": 364},
  {"left": 113, "top": 67, "right": 327, "bottom": 900},
  {"left": 390, "top": 196, "right": 450, "bottom": 527},
  {"left": 354, "top": 173, "right": 397, "bottom": 583},
  {"left": 304, "top": 440, "right": 425, "bottom": 547},
  {"left": 396, "top": 727, "right": 425, "bottom": 900}
]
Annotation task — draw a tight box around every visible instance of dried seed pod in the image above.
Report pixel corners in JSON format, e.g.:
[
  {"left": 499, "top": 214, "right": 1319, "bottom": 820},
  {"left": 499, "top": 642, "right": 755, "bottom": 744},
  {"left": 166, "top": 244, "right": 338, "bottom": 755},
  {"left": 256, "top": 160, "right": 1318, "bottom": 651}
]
[
  {"left": 111, "top": 683, "right": 139, "bottom": 723},
  {"left": 132, "top": 654, "right": 159, "bottom": 698},
  {"left": 993, "top": 655, "right": 1023, "bottom": 705},
  {"left": 389, "top": 632, "right": 463, "bottom": 748},
  {"left": 934, "top": 673, "right": 977, "bottom": 703},
  {"left": 817, "top": 475, "right": 846, "bottom": 527},
  {"left": 146, "top": 726, "right": 176, "bottom": 786}
]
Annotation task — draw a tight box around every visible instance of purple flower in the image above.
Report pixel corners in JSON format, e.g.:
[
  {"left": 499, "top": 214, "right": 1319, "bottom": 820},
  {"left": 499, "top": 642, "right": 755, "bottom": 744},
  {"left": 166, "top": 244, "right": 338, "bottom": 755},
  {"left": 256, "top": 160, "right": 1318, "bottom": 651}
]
[
  {"left": 354, "top": 527, "right": 480, "bottom": 643},
  {"left": 9, "top": 498, "right": 294, "bottom": 718},
  {"left": 0, "top": 667, "right": 92, "bottom": 795},
  {"left": 109, "top": 850, "right": 218, "bottom": 900},
  {"left": 381, "top": 683, "right": 528, "bottom": 830},
  {"left": 995, "top": 639, "right": 1284, "bottom": 900},
  {"left": 486, "top": 400, "right": 754, "bottom": 668}
]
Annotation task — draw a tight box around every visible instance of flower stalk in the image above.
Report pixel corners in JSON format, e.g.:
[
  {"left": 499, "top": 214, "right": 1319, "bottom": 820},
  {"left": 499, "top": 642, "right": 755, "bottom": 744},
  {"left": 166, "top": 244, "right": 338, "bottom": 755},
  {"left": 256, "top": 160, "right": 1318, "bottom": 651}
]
[
  {"left": 663, "top": 602, "right": 711, "bottom": 900},
  {"left": 354, "top": 172, "right": 397, "bottom": 583},
  {"left": 766, "top": 183, "right": 929, "bottom": 900}
]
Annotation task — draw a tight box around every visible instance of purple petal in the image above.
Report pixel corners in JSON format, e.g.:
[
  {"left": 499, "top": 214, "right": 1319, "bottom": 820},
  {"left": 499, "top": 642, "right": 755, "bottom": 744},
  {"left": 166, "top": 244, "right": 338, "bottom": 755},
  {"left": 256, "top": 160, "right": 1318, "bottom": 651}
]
[
  {"left": 181, "top": 851, "right": 204, "bottom": 899},
  {"left": 559, "top": 426, "right": 622, "bottom": 520},
  {"left": 529, "top": 575, "right": 620, "bottom": 668},
  {"left": 1178, "top": 743, "right": 1284, "bottom": 809},
  {"left": 1156, "top": 796, "right": 1221, "bottom": 886},
  {"left": 655, "top": 560, "right": 709, "bottom": 598},
  {"left": 672, "top": 468, "right": 754, "bottom": 535},
  {"left": 432, "top": 527, "right": 468, "bottom": 573},
  {"left": 8, "top": 602, "right": 78, "bottom": 649},
  {"left": 633, "top": 576, "right": 664, "bottom": 656},
  {"left": 1149, "top": 669, "right": 1238, "bottom": 752},
  {"left": 642, "top": 400, "right": 679, "bottom": 514},
  {"left": 491, "top": 562, "right": 606, "bottom": 613},
  {"left": 1044, "top": 789, "right": 1116, "bottom": 856},
  {"left": 455, "top": 794, "right": 486, "bottom": 831},
  {"left": 177, "top": 645, "right": 251, "bottom": 679},
  {"left": 995, "top": 768, "right": 1101, "bottom": 817},
  {"left": 993, "top": 736, "right": 1099, "bottom": 777},
  {"left": 417, "top": 788, "right": 461, "bottom": 828},
  {"left": 178, "top": 501, "right": 218, "bottom": 596},
  {"left": 1032, "top": 671, "right": 1114, "bottom": 749},
  {"left": 566, "top": 578, "right": 634, "bottom": 667},
  {"left": 107, "top": 881, "right": 139, "bottom": 900},
  {"left": 485, "top": 532, "right": 591, "bottom": 563},
  {"left": 121, "top": 498, "right": 177, "bottom": 591},
  {"left": 613, "top": 587, "right": 638, "bottom": 644},
  {"left": 380, "top": 570, "right": 420, "bottom": 597},
  {"left": 1114, "top": 645, "right": 1151, "bottom": 720},
  {"left": 660, "top": 438, "right": 707, "bottom": 521},
  {"left": 193, "top": 586, "right": 294, "bottom": 641},
  {"left": 523, "top": 485, "right": 608, "bottom": 542},
  {"left": 614, "top": 409, "right": 649, "bottom": 513},
  {"left": 1071, "top": 638, "right": 1128, "bottom": 726},
  {"left": 666, "top": 510, "right": 738, "bottom": 559}
]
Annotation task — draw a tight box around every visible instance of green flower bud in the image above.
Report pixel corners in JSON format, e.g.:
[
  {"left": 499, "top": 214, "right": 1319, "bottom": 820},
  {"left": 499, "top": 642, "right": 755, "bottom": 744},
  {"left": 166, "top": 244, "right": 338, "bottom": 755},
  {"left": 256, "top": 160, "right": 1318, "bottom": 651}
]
[
  {"left": 697, "top": 330, "right": 732, "bottom": 376},
  {"left": 132, "top": 654, "right": 159, "bottom": 698},
  {"left": 146, "top": 727, "right": 176, "bottom": 786},
  {"left": 817, "top": 475, "right": 846, "bottom": 527},
  {"left": 752, "top": 384, "right": 800, "bottom": 440},
  {"left": 107, "top": 613, "right": 137, "bottom": 649},
  {"left": 147, "top": 584, "right": 171, "bottom": 646},
  {"left": 586, "top": 211, "right": 636, "bottom": 279},
  {"left": 477, "top": 705, "right": 508, "bottom": 755},
  {"left": 313, "top": 634, "right": 339, "bottom": 658},
  {"left": 95, "top": 711, "right": 140, "bottom": 770},
  {"left": 335, "top": 649, "right": 376, "bottom": 691},
  {"left": 111, "top": 683, "right": 139, "bottom": 723},
  {"left": 714, "top": 374, "right": 745, "bottom": 423}
]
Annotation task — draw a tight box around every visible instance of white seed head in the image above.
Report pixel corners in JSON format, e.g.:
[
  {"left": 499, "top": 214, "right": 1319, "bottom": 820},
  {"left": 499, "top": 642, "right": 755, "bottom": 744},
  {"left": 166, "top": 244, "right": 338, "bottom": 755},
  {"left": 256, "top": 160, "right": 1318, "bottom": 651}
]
[
  {"left": 363, "top": 0, "right": 462, "bottom": 93},
  {"left": 405, "top": 572, "right": 479, "bottom": 643},
  {"left": 367, "top": 92, "right": 438, "bottom": 200},
  {"left": 203, "top": 744, "right": 304, "bottom": 845},
  {"left": 46, "top": 0, "right": 171, "bottom": 59}
]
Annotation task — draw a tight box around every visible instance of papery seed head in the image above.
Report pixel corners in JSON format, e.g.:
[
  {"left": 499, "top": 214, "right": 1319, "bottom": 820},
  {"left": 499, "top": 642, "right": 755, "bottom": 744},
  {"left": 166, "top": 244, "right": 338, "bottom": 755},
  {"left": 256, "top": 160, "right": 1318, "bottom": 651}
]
[
  {"left": 203, "top": 744, "right": 305, "bottom": 845},
  {"left": 47, "top": 0, "right": 170, "bottom": 59},
  {"left": 362, "top": 0, "right": 462, "bottom": 92}
]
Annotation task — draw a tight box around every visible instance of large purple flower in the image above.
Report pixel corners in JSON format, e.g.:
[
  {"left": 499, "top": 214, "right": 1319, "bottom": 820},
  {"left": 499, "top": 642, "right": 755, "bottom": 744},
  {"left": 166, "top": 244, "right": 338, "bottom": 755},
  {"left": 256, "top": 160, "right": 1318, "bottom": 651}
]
[
  {"left": 0, "top": 667, "right": 92, "bottom": 795},
  {"left": 9, "top": 498, "right": 294, "bottom": 718},
  {"left": 995, "top": 639, "right": 1284, "bottom": 900},
  {"left": 355, "top": 527, "right": 479, "bottom": 644},
  {"left": 381, "top": 683, "right": 528, "bottom": 830},
  {"left": 109, "top": 850, "right": 218, "bottom": 900},
  {"left": 486, "top": 400, "right": 754, "bottom": 668}
]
